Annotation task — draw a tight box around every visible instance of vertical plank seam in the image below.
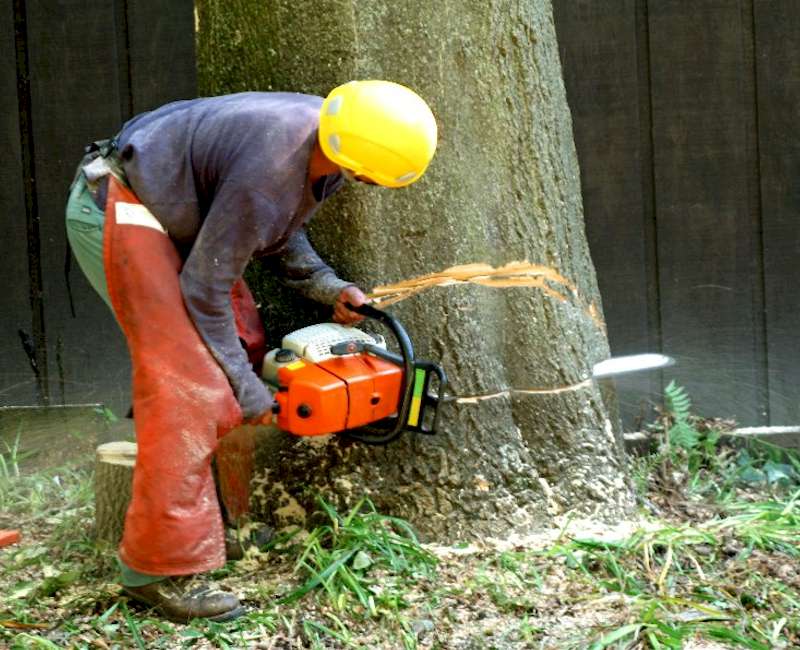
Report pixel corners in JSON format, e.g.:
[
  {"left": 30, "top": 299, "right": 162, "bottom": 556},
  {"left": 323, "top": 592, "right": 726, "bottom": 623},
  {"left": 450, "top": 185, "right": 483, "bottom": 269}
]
[
  {"left": 113, "top": 0, "right": 133, "bottom": 121},
  {"left": 636, "top": 0, "right": 664, "bottom": 401},
  {"left": 747, "top": 0, "right": 770, "bottom": 423},
  {"left": 12, "top": 0, "right": 49, "bottom": 404}
]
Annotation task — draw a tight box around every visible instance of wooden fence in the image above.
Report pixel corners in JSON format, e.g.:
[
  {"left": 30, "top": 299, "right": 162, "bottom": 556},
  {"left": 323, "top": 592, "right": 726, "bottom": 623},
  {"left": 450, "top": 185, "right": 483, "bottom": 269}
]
[
  {"left": 1, "top": 1, "right": 797, "bottom": 429},
  {"left": 1, "top": 0, "right": 195, "bottom": 416},
  {"left": 554, "top": 0, "right": 800, "bottom": 426}
]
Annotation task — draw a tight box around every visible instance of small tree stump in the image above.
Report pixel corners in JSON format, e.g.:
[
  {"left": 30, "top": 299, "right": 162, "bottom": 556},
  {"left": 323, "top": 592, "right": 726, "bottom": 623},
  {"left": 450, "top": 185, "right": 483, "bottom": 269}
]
[{"left": 94, "top": 441, "right": 137, "bottom": 545}]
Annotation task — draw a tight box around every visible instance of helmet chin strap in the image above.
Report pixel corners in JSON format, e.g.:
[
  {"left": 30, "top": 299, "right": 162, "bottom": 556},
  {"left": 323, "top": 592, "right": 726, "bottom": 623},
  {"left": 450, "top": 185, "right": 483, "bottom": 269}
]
[{"left": 341, "top": 167, "right": 379, "bottom": 186}]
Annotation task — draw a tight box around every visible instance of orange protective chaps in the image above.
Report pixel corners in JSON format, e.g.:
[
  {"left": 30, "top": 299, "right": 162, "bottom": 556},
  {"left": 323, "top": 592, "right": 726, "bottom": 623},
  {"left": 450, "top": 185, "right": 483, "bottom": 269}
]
[{"left": 103, "top": 178, "right": 263, "bottom": 575}]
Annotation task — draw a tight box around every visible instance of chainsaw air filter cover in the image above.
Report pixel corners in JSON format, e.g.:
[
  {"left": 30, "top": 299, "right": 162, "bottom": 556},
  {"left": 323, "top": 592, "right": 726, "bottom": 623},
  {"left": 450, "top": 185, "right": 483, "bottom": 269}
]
[
  {"left": 281, "top": 323, "right": 385, "bottom": 363},
  {"left": 261, "top": 323, "right": 385, "bottom": 386}
]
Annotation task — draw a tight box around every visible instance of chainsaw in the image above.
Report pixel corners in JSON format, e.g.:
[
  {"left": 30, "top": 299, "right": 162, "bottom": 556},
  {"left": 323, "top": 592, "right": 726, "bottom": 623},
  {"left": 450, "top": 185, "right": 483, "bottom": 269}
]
[
  {"left": 261, "top": 301, "right": 675, "bottom": 445},
  {"left": 262, "top": 303, "right": 447, "bottom": 445}
]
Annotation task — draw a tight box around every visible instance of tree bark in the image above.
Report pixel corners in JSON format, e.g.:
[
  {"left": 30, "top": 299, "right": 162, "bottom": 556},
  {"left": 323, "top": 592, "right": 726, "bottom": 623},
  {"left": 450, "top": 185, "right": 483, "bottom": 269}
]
[
  {"left": 94, "top": 441, "right": 136, "bottom": 545},
  {"left": 196, "top": 0, "right": 634, "bottom": 540}
]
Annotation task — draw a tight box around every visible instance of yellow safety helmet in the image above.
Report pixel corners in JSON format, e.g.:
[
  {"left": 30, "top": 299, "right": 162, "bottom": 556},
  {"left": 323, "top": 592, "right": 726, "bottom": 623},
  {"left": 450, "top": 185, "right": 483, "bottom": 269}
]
[{"left": 319, "top": 80, "right": 438, "bottom": 188}]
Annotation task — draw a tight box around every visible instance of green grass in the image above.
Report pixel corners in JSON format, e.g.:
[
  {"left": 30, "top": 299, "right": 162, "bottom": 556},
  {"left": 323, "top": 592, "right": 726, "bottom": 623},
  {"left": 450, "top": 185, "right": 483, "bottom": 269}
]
[
  {"left": 1, "top": 484, "right": 437, "bottom": 648},
  {"left": 0, "top": 430, "right": 26, "bottom": 510},
  {"left": 2, "top": 382, "right": 800, "bottom": 648},
  {"left": 0, "top": 463, "right": 116, "bottom": 625},
  {"left": 0, "top": 431, "right": 94, "bottom": 519},
  {"left": 547, "top": 382, "right": 800, "bottom": 648},
  {"left": 449, "top": 382, "right": 800, "bottom": 649},
  {"left": 280, "top": 495, "right": 437, "bottom": 617},
  {"left": 472, "top": 491, "right": 800, "bottom": 648}
]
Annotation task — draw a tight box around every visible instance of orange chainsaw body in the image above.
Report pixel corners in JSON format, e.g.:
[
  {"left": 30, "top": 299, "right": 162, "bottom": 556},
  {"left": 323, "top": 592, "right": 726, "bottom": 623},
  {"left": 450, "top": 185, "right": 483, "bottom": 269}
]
[{"left": 274, "top": 354, "right": 403, "bottom": 436}]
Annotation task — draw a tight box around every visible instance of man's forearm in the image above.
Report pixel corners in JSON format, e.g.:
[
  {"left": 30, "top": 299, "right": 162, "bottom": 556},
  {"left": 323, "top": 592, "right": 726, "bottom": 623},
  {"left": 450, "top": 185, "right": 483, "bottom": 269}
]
[
  {"left": 179, "top": 274, "right": 273, "bottom": 419},
  {"left": 275, "top": 229, "right": 353, "bottom": 304}
]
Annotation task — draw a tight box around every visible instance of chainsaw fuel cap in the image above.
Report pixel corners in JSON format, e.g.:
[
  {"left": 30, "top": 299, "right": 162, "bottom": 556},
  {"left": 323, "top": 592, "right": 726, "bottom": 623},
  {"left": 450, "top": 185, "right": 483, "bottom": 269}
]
[
  {"left": 275, "top": 348, "right": 298, "bottom": 363},
  {"left": 297, "top": 404, "right": 313, "bottom": 418}
]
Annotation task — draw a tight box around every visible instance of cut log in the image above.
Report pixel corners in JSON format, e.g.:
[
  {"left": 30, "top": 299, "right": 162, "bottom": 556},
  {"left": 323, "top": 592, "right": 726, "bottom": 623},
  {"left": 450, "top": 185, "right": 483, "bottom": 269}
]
[{"left": 94, "top": 441, "right": 137, "bottom": 545}]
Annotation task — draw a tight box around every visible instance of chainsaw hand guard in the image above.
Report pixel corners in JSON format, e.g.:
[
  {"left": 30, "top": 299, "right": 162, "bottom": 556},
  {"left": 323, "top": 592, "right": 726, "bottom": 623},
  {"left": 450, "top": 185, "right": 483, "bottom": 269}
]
[{"left": 338, "top": 303, "right": 447, "bottom": 445}]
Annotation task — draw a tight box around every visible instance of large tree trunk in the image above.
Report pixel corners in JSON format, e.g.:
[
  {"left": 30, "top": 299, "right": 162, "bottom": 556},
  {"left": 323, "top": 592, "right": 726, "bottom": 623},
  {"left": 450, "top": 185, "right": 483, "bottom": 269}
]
[{"left": 196, "top": 0, "right": 634, "bottom": 540}]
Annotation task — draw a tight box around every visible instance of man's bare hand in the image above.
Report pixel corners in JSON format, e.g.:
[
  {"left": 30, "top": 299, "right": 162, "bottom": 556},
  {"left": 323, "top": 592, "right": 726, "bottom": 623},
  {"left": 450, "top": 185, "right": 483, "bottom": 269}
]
[{"left": 333, "top": 286, "right": 367, "bottom": 324}]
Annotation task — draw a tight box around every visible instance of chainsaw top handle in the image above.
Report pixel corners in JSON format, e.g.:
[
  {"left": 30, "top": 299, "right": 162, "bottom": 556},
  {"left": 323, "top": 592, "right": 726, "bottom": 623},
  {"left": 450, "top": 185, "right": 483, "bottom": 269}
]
[{"left": 343, "top": 302, "right": 416, "bottom": 445}]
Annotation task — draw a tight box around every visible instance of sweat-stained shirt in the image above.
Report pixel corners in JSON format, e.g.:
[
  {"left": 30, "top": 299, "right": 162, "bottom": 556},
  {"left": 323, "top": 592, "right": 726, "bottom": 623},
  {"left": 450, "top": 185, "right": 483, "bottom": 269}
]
[{"left": 115, "top": 92, "right": 351, "bottom": 419}]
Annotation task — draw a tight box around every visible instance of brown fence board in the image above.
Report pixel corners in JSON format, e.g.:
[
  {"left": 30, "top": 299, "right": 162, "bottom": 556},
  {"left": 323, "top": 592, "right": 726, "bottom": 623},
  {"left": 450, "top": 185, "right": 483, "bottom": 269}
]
[
  {"left": 0, "top": 3, "right": 36, "bottom": 406},
  {"left": 754, "top": 1, "right": 800, "bottom": 424},
  {"left": 24, "top": 0, "right": 131, "bottom": 411},
  {"left": 1, "top": 2, "right": 194, "bottom": 415},
  {"left": 554, "top": 0, "right": 661, "bottom": 424},
  {"left": 127, "top": 0, "right": 196, "bottom": 113},
  {"left": 553, "top": 0, "right": 800, "bottom": 426},
  {"left": 646, "top": 0, "right": 767, "bottom": 424}
]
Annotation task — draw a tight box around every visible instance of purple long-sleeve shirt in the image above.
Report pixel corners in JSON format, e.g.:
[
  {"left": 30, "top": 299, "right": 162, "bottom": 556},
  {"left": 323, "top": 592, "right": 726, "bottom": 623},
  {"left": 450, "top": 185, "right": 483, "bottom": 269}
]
[{"left": 116, "top": 92, "right": 350, "bottom": 418}]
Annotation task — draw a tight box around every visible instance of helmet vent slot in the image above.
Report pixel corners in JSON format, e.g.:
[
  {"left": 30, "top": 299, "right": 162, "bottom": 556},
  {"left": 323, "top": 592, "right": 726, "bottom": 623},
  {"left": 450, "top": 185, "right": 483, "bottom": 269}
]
[{"left": 326, "top": 96, "right": 343, "bottom": 116}]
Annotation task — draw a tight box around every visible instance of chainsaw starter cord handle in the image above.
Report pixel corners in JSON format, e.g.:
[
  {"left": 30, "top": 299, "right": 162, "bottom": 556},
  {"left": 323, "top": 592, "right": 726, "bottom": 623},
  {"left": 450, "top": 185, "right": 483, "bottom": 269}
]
[{"left": 330, "top": 339, "right": 405, "bottom": 367}]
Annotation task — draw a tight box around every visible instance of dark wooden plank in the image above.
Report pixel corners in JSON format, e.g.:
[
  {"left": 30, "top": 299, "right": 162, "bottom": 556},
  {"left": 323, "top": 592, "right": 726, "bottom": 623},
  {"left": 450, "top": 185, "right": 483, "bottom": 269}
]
[
  {"left": 19, "top": 0, "right": 196, "bottom": 415},
  {"left": 24, "top": 0, "right": 131, "bottom": 413},
  {"left": 754, "top": 1, "right": 800, "bottom": 424},
  {"left": 648, "top": 1, "right": 767, "bottom": 424},
  {"left": 553, "top": 0, "right": 660, "bottom": 426},
  {"left": 126, "top": 0, "right": 196, "bottom": 113},
  {"left": 0, "top": 4, "right": 38, "bottom": 406}
]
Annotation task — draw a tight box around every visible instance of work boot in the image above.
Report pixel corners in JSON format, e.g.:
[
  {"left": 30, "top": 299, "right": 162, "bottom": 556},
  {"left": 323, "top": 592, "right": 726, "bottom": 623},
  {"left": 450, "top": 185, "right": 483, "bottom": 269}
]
[
  {"left": 225, "top": 524, "right": 275, "bottom": 561},
  {"left": 123, "top": 576, "right": 244, "bottom": 623}
]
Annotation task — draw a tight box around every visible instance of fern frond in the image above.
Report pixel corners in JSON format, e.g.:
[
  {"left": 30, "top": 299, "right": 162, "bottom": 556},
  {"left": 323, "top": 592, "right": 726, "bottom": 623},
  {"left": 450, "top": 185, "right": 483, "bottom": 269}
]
[
  {"left": 668, "top": 421, "right": 699, "bottom": 450},
  {"left": 663, "top": 380, "right": 700, "bottom": 450},
  {"left": 665, "top": 380, "right": 692, "bottom": 422}
]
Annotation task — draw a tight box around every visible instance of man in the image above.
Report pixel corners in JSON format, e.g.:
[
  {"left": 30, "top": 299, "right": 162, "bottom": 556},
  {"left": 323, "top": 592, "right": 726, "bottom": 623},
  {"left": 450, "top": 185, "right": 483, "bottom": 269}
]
[{"left": 65, "top": 80, "right": 437, "bottom": 622}]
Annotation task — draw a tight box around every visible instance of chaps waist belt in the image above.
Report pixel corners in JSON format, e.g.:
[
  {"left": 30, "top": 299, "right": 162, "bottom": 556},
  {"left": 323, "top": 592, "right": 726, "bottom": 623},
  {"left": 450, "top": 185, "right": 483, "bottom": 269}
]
[{"left": 78, "top": 137, "right": 129, "bottom": 211}]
